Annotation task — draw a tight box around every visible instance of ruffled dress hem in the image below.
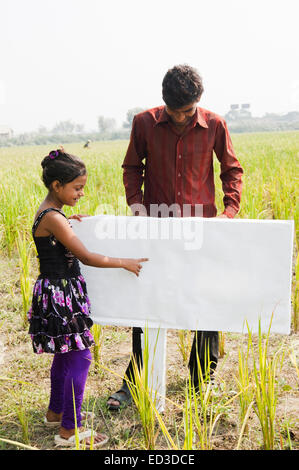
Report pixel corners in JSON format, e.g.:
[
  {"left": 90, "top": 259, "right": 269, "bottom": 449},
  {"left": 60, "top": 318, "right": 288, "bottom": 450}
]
[{"left": 28, "top": 275, "right": 95, "bottom": 354}]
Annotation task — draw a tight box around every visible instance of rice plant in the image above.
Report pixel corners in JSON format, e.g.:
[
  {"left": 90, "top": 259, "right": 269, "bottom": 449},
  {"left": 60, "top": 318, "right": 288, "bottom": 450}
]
[
  {"left": 289, "top": 347, "right": 299, "bottom": 381},
  {"left": 183, "top": 339, "right": 219, "bottom": 450},
  {"left": 183, "top": 357, "right": 240, "bottom": 450},
  {"left": 234, "top": 328, "right": 255, "bottom": 435},
  {"left": 16, "top": 233, "right": 33, "bottom": 327},
  {"left": 251, "top": 318, "right": 284, "bottom": 449},
  {"left": 0, "top": 438, "right": 38, "bottom": 450},
  {"left": 177, "top": 330, "right": 192, "bottom": 365},
  {"left": 14, "top": 386, "right": 30, "bottom": 445},
  {"left": 183, "top": 379, "right": 195, "bottom": 449},
  {"left": 219, "top": 332, "right": 226, "bottom": 358},
  {"left": 125, "top": 328, "right": 159, "bottom": 450},
  {"left": 91, "top": 324, "right": 105, "bottom": 373},
  {"left": 189, "top": 374, "right": 225, "bottom": 449},
  {"left": 71, "top": 383, "right": 97, "bottom": 450}
]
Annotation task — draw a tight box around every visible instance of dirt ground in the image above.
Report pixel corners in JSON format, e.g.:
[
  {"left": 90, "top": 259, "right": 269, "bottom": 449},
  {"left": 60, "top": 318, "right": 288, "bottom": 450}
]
[{"left": 0, "top": 255, "right": 298, "bottom": 450}]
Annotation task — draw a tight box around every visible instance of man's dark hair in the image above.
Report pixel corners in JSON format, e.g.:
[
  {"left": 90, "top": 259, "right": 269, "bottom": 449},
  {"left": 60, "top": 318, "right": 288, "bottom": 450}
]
[
  {"left": 41, "top": 148, "right": 86, "bottom": 189},
  {"left": 162, "top": 64, "right": 204, "bottom": 109}
]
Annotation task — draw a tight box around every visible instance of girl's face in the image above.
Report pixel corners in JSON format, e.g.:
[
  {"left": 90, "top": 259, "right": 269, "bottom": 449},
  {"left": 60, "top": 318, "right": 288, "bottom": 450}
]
[{"left": 53, "top": 174, "right": 87, "bottom": 207}]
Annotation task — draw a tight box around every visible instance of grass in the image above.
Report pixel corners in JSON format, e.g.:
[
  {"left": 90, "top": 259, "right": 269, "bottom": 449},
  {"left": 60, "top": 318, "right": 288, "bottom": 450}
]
[
  {"left": 0, "top": 132, "right": 298, "bottom": 450},
  {"left": 91, "top": 324, "right": 105, "bottom": 374},
  {"left": 126, "top": 329, "right": 163, "bottom": 450},
  {"left": 251, "top": 318, "right": 282, "bottom": 449},
  {"left": 177, "top": 330, "right": 192, "bottom": 365},
  {"left": 235, "top": 329, "right": 254, "bottom": 435},
  {"left": 16, "top": 234, "right": 33, "bottom": 327}
]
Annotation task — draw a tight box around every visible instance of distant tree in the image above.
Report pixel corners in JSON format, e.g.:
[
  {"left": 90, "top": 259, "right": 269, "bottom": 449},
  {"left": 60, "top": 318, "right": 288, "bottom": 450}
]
[
  {"left": 52, "top": 120, "right": 75, "bottom": 134},
  {"left": 123, "top": 107, "right": 145, "bottom": 128},
  {"left": 281, "top": 111, "right": 299, "bottom": 122},
  {"left": 98, "top": 116, "right": 116, "bottom": 133},
  {"left": 38, "top": 125, "right": 49, "bottom": 134},
  {"left": 75, "top": 123, "right": 85, "bottom": 133}
]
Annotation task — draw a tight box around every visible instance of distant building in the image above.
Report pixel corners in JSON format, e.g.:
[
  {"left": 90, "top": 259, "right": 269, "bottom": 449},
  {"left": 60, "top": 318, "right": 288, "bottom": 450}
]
[
  {"left": 0, "top": 125, "right": 13, "bottom": 140},
  {"left": 239, "top": 103, "right": 251, "bottom": 118},
  {"left": 225, "top": 104, "right": 251, "bottom": 121}
]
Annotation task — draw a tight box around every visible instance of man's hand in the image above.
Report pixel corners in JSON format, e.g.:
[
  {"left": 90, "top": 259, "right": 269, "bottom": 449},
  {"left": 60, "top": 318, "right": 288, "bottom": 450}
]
[
  {"left": 68, "top": 214, "right": 90, "bottom": 222},
  {"left": 216, "top": 213, "right": 229, "bottom": 218}
]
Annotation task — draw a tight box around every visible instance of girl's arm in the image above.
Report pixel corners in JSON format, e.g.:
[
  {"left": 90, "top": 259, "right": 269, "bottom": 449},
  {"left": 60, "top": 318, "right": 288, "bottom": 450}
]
[{"left": 43, "top": 211, "right": 148, "bottom": 276}]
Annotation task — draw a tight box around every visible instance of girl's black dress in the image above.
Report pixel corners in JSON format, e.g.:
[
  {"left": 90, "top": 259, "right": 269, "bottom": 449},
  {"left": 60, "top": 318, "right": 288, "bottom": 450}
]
[{"left": 28, "top": 208, "right": 94, "bottom": 354}]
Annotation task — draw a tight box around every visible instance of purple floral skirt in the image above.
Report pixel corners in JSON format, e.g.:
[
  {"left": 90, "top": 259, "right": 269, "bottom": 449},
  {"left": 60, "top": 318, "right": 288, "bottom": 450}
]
[{"left": 28, "top": 275, "right": 94, "bottom": 354}]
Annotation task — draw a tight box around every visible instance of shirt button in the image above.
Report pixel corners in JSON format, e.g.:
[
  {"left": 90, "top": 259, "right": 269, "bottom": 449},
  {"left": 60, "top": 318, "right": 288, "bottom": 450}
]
[
  {"left": 178, "top": 154, "right": 182, "bottom": 159},
  {"left": 178, "top": 192, "right": 181, "bottom": 196},
  {"left": 178, "top": 173, "right": 181, "bottom": 177}
]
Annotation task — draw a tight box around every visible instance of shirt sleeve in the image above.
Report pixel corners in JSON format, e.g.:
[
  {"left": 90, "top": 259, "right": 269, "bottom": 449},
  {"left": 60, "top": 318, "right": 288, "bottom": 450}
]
[
  {"left": 122, "top": 115, "right": 146, "bottom": 207},
  {"left": 213, "top": 119, "right": 243, "bottom": 218}
]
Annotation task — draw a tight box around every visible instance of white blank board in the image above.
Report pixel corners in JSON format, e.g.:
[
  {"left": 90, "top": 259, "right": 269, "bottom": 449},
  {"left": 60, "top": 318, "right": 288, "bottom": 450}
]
[{"left": 72, "top": 216, "right": 294, "bottom": 334}]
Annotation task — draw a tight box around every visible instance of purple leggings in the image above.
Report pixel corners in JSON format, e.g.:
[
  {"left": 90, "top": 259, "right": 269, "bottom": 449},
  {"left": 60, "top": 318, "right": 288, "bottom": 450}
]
[{"left": 48, "top": 348, "right": 92, "bottom": 430}]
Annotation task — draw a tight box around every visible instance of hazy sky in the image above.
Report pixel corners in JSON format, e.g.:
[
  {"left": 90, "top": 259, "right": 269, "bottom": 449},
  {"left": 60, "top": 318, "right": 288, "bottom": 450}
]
[{"left": 1, "top": 0, "right": 299, "bottom": 133}]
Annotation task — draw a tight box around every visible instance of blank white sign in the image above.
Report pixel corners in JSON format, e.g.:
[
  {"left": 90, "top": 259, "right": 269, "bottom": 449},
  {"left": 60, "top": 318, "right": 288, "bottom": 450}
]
[{"left": 72, "top": 216, "right": 294, "bottom": 335}]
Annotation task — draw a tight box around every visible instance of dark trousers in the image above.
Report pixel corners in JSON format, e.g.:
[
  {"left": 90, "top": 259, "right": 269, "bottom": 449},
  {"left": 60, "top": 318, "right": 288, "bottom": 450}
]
[{"left": 123, "top": 327, "right": 218, "bottom": 388}]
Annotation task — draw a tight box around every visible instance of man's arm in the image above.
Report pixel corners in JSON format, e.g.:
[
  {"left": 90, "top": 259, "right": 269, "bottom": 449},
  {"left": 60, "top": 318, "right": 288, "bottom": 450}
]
[
  {"left": 122, "top": 116, "right": 147, "bottom": 215},
  {"left": 213, "top": 119, "right": 243, "bottom": 218}
]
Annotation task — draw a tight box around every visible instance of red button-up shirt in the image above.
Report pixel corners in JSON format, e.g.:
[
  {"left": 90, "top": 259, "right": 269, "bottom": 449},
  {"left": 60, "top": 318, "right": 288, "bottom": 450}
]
[{"left": 122, "top": 106, "right": 243, "bottom": 218}]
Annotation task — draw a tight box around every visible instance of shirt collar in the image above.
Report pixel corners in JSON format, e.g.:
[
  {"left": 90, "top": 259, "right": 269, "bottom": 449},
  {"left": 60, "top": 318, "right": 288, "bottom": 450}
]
[
  {"left": 154, "top": 107, "right": 169, "bottom": 125},
  {"left": 194, "top": 108, "right": 208, "bottom": 128},
  {"left": 154, "top": 106, "right": 208, "bottom": 129}
]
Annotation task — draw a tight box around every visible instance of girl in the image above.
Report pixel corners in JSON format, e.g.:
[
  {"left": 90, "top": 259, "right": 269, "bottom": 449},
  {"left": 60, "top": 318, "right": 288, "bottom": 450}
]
[{"left": 28, "top": 148, "right": 148, "bottom": 448}]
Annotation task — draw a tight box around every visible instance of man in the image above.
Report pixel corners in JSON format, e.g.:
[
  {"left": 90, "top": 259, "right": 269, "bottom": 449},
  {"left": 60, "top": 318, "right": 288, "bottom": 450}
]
[{"left": 107, "top": 64, "right": 243, "bottom": 410}]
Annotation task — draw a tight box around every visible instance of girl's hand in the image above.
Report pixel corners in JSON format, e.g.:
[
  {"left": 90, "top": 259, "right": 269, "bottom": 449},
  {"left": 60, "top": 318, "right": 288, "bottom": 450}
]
[
  {"left": 68, "top": 214, "right": 90, "bottom": 222},
  {"left": 123, "top": 258, "right": 149, "bottom": 276}
]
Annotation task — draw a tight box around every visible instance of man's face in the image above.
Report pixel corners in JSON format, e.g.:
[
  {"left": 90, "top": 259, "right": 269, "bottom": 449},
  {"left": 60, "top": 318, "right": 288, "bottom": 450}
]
[{"left": 165, "top": 102, "right": 198, "bottom": 127}]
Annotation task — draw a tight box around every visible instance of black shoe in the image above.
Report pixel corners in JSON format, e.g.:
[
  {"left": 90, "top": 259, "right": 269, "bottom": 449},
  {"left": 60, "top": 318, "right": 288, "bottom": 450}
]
[{"left": 107, "top": 382, "right": 132, "bottom": 411}]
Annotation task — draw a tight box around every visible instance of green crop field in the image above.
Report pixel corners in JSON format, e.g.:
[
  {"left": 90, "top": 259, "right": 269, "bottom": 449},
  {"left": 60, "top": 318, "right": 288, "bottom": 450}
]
[{"left": 0, "top": 132, "right": 298, "bottom": 450}]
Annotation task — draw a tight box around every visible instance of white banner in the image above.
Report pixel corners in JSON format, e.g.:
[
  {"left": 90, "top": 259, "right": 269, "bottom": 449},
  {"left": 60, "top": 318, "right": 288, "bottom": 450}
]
[{"left": 72, "top": 216, "right": 294, "bottom": 334}]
